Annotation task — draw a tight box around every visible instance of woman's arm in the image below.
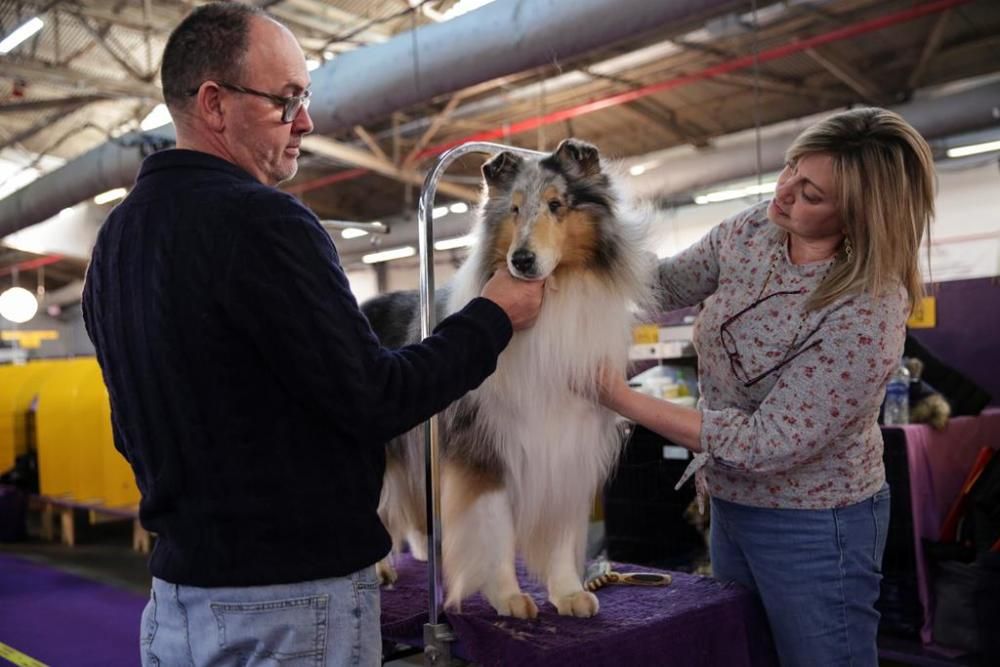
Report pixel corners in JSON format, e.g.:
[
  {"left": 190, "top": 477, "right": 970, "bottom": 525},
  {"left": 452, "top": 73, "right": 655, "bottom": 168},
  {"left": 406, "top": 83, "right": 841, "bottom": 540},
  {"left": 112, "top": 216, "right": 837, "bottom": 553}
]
[{"left": 599, "top": 366, "right": 702, "bottom": 452}]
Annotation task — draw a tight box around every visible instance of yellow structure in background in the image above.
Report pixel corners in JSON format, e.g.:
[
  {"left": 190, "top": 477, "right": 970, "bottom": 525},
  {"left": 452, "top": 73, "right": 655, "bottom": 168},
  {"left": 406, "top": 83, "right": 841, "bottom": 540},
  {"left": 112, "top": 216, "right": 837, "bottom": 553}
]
[
  {"left": 1, "top": 329, "right": 60, "bottom": 349},
  {"left": 907, "top": 296, "right": 937, "bottom": 329},
  {"left": 632, "top": 324, "right": 660, "bottom": 344},
  {"left": 36, "top": 358, "right": 96, "bottom": 498},
  {"left": 84, "top": 363, "right": 139, "bottom": 507},
  {"left": 0, "top": 360, "right": 60, "bottom": 473},
  {"left": 0, "top": 357, "right": 141, "bottom": 509}
]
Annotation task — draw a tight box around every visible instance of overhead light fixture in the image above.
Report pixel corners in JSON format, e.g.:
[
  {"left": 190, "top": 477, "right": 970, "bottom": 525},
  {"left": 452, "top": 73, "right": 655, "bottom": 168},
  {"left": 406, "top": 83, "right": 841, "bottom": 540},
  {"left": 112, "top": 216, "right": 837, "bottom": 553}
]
[
  {"left": 946, "top": 139, "right": 1000, "bottom": 158},
  {"left": 437, "top": 0, "right": 496, "bottom": 21},
  {"left": 432, "top": 206, "right": 449, "bottom": 219},
  {"left": 694, "top": 181, "right": 776, "bottom": 205},
  {"left": 140, "top": 104, "right": 173, "bottom": 131},
  {"left": 449, "top": 202, "right": 469, "bottom": 214},
  {"left": 0, "top": 286, "right": 38, "bottom": 323},
  {"left": 629, "top": 160, "right": 659, "bottom": 177},
  {"left": 362, "top": 246, "right": 416, "bottom": 264},
  {"left": 341, "top": 228, "right": 369, "bottom": 239},
  {"left": 94, "top": 188, "right": 127, "bottom": 205},
  {"left": 0, "top": 17, "right": 44, "bottom": 55},
  {"left": 434, "top": 235, "right": 475, "bottom": 251}
]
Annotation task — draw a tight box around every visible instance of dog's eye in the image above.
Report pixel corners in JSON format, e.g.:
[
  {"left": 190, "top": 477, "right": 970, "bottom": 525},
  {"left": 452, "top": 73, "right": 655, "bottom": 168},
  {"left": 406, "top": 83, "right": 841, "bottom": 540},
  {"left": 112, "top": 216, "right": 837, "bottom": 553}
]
[
  {"left": 511, "top": 205, "right": 520, "bottom": 215},
  {"left": 548, "top": 200, "right": 562, "bottom": 213}
]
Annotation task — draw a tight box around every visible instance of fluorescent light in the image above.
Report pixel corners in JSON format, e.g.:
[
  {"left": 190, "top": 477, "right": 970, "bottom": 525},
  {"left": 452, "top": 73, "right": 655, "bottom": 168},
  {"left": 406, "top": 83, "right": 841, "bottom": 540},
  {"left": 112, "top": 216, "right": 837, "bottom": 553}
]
[
  {"left": 439, "top": 0, "right": 496, "bottom": 20},
  {"left": 432, "top": 206, "right": 449, "bottom": 219},
  {"left": 341, "top": 228, "right": 369, "bottom": 239},
  {"left": 694, "top": 181, "right": 776, "bottom": 205},
  {"left": 362, "top": 246, "right": 415, "bottom": 264},
  {"left": 0, "top": 17, "right": 44, "bottom": 54},
  {"left": 629, "top": 160, "right": 659, "bottom": 177},
  {"left": 434, "top": 235, "right": 475, "bottom": 251},
  {"left": 946, "top": 140, "right": 1000, "bottom": 158},
  {"left": 140, "top": 104, "right": 172, "bottom": 131},
  {"left": 449, "top": 202, "right": 469, "bottom": 214},
  {"left": 94, "top": 187, "right": 127, "bottom": 205}
]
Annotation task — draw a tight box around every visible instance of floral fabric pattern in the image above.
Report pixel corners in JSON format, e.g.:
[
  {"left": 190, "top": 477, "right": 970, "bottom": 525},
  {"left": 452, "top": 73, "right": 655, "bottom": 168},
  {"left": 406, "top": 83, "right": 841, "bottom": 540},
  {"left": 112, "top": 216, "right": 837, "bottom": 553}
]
[{"left": 659, "top": 202, "right": 908, "bottom": 509}]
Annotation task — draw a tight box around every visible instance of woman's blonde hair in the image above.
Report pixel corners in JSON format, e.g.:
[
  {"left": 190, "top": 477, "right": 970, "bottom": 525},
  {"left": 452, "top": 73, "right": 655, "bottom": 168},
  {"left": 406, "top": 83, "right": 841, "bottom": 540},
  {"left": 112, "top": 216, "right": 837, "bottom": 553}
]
[{"left": 786, "top": 107, "right": 935, "bottom": 312}]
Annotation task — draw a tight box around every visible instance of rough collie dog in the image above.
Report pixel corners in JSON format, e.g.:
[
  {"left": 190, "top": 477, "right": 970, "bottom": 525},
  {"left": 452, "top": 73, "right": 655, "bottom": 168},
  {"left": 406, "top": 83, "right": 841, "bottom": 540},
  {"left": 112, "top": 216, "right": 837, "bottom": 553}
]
[{"left": 361, "top": 139, "right": 651, "bottom": 618}]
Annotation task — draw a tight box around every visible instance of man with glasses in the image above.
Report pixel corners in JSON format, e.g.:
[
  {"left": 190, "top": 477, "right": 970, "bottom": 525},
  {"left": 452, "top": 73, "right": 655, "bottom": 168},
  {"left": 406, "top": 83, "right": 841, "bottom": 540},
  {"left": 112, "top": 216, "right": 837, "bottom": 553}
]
[{"left": 82, "top": 3, "right": 544, "bottom": 665}]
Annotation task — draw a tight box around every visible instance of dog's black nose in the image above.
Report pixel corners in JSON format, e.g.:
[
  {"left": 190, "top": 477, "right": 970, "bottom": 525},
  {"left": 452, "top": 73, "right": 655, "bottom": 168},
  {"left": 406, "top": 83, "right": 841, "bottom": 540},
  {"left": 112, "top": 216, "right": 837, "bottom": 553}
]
[{"left": 510, "top": 249, "right": 536, "bottom": 274}]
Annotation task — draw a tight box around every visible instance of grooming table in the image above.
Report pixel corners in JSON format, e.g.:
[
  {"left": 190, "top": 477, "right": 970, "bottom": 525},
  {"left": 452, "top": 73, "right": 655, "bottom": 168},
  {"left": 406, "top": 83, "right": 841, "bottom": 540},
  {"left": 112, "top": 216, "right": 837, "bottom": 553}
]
[{"left": 381, "top": 553, "right": 777, "bottom": 666}]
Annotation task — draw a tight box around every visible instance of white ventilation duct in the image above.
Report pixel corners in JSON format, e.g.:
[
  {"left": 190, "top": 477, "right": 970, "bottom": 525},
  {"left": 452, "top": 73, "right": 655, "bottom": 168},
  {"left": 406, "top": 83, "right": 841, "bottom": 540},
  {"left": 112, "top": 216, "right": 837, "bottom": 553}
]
[
  {"left": 0, "top": 0, "right": 740, "bottom": 238},
  {"left": 627, "top": 80, "right": 1000, "bottom": 202}
]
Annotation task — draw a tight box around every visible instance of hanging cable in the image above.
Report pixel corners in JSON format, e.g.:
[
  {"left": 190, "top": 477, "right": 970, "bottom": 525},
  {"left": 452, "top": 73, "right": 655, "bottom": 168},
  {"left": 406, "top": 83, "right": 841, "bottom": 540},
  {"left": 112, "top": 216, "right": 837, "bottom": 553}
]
[{"left": 750, "top": 0, "right": 764, "bottom": 195}]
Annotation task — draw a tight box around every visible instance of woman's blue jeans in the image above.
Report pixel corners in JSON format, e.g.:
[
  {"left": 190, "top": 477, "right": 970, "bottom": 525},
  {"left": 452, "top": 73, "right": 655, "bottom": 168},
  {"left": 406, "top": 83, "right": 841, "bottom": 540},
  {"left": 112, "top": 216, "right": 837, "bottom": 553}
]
[
  {"left": 710, "top": 484, "right": 890, "bottom": 667},
  {"left": 140, "top": 565, "right": 381, "bottom": 666}
]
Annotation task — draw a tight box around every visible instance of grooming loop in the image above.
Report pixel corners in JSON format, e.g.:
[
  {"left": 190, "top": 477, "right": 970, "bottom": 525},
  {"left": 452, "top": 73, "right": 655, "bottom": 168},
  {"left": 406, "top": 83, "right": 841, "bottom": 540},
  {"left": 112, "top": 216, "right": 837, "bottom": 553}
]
[{"left": 416, "top": 142, "right": 544, "bottom": 665}]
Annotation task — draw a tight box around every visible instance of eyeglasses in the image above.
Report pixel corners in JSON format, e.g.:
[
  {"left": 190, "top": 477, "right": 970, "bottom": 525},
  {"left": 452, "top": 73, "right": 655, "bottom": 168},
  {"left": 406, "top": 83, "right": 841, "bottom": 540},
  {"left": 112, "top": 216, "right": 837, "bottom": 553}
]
[
  {"left": 719, "top": 289, "right": 824, "bottom": 387},
  {"left": 187, "top": 81, "right": 311, "bottom": 123}
]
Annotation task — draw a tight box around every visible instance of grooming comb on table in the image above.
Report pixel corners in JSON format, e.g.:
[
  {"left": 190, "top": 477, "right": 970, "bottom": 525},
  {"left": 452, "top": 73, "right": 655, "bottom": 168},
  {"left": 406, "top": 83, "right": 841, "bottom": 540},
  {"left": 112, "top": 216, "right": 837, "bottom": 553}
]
[{"left": 584, "top": 559, "right": 672, "bottom": 591}]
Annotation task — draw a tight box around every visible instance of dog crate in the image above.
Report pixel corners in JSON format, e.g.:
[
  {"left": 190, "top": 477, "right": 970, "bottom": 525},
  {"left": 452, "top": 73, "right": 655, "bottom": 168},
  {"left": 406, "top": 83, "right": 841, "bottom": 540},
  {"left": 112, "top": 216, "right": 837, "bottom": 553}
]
[{"left": 604, "top": 423, "right": 706, "bottom": 571}]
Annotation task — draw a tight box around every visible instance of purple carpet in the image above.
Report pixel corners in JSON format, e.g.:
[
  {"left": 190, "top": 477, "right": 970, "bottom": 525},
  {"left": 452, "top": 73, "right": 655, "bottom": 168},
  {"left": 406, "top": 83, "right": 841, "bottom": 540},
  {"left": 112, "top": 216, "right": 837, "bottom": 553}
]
[
  {"left": 0, "top": 553, "right": 147, "bottom": 666},
  {"left": 381, "top": 554, "right": 778, "bottom": 667}
]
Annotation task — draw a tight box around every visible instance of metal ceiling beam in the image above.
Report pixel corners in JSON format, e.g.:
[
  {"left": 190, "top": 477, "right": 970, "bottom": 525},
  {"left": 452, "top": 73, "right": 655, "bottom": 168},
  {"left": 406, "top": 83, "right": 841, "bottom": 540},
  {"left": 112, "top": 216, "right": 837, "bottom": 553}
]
[
  {"left": 0, "top": 58, "right": 161, "bottom": 99},
  {"left": 70, "top": 12, "right": 155, "bottom": 82},
  {"left": 803, "top": 45, "right": 884, "bottom": 103},
  {"left": 302, "top": 135, "right": 479, "bottom": 201},
  {"left": 629, "top": 79, "right": 1000, "bottom": 203},
  {"left": 907, "top": 9, "right": 952, "bottom": 90},
  {"left": 0, "top": 0, "right": 743, "bottom": 236},
  {"left": 0, "top": 95, "right": 111, "bottom": 113}
]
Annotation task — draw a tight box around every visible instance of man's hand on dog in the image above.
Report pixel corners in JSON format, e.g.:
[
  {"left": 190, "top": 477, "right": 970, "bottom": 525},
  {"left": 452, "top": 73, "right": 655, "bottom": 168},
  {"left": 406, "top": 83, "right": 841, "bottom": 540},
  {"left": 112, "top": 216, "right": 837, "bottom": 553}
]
[{"left": 481, "top": 269, "right": 545, "bottom": 330}]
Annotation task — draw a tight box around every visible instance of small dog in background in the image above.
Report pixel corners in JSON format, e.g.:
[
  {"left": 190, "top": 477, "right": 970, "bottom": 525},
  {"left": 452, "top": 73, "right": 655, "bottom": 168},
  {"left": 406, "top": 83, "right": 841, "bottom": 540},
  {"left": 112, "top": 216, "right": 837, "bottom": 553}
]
[
  {"left": 905, "top": 357, "right": 951, "bottom": 430},
  {"left": 362, "top": 139, "right": 653, "bottom": 618}
]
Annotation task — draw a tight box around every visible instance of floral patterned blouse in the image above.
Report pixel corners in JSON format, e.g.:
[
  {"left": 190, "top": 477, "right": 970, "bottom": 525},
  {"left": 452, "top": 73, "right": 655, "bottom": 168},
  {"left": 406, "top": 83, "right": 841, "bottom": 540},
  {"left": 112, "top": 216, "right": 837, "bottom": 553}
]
[{"left": 660, "top": 202, "right": 908, "bottom": 509}]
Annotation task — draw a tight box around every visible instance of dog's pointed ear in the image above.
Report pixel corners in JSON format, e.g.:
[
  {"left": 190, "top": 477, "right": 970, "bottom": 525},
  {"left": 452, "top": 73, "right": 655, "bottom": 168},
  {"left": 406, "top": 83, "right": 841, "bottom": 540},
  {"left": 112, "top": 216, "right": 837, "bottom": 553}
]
[
  {"left": 482, "top": 151, "right": 522, "bottom": 189},
  {"left": 552, "top": 139, "right": 601, "bottom": 178}
]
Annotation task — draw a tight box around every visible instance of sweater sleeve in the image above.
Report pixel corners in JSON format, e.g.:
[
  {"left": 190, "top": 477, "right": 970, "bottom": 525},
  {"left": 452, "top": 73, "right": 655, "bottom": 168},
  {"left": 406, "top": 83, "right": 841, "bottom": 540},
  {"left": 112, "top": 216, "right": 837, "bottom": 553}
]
[
  {"left": 219, "top": 208, "right": 512, "bottom": 445},
  {"left": 655, "top": 205, "right": 756, "bottom": 311},
  {"left": 697, "top": 288, "right": 908, "bottom": 475}
]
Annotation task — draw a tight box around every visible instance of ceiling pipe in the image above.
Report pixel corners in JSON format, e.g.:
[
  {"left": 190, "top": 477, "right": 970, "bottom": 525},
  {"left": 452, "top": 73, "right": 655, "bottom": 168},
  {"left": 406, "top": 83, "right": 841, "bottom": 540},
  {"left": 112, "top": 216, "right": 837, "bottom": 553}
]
[
  {"left": 0, "top": 0, "right": 741, "bottom": 239},
  {"left": 329, "top": 77, "right": 1000, "bottom": 266},
  {"left": 629, "top": 79, "right": 1000, "bottom": 203},
  {"left": 289, "top": 0, "right": 969, "bottom": 196},
  {"left": 415, "top": 0, "right": 970, "bottom": 158},
  {"left": 0, "top": 254, "right": 64, "bottom": 278}
]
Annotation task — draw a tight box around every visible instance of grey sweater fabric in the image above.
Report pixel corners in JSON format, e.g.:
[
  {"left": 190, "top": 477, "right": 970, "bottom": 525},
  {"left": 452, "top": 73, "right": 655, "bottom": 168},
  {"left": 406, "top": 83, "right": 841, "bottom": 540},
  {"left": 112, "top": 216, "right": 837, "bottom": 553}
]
[{"left": 660, "top": 202, "right": 907, "bottom": 509}]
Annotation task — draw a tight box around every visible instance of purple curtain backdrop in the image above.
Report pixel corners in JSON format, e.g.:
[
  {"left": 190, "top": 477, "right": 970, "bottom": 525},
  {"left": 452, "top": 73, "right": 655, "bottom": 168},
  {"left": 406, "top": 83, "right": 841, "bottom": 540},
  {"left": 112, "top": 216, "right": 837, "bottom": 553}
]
[{"left": 910, "top": 277, "right": 1000, "bottom": 407}]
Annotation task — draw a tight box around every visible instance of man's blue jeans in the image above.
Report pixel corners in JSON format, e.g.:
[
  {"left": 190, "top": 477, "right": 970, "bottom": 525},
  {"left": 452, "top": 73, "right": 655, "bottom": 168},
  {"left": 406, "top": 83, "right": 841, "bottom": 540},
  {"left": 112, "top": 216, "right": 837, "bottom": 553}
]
[
  {"left": 710, "top": 484, "right": 890, "bottom": 667},
  {"left": 140, "top": 565, "right": 381, "bottom": 666}
]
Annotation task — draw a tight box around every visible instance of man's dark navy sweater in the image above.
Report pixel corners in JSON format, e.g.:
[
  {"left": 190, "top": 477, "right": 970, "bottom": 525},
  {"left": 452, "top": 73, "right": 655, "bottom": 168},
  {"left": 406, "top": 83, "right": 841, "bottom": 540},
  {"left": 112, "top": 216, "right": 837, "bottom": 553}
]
[{"left": 82, "top": 149, "right": 512, "bottom": 587}]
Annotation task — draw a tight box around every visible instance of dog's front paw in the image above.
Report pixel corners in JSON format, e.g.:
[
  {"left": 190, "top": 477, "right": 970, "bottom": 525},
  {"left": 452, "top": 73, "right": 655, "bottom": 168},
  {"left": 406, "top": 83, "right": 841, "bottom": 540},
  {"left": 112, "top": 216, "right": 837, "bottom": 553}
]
[
  {"left": 376, "top": 559, "right": 398, "bottom": 587},
  {"left": 554, "top": 590, "right": 599, "bottom": 617},
  {"left": 496, "top": 593, "right": 539, "bottom": 619}
]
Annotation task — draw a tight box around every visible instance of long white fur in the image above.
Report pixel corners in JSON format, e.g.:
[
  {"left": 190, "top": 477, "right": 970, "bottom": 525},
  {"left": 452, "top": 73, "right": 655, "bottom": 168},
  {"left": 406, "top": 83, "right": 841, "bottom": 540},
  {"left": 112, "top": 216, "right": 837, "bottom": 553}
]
[
  {"left": 437, "top": 167, "right": 651, "bottom": 614},
  {"left": 378, "top": 145, "right": 654, "bottom": 617}
]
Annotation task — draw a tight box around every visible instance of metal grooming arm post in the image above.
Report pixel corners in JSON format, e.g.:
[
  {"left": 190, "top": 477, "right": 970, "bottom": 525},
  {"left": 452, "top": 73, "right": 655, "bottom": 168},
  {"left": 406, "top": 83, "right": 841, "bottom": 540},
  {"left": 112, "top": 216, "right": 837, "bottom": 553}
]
[{"left": 417, "top": 142, "right": 543, "bottom": 666}]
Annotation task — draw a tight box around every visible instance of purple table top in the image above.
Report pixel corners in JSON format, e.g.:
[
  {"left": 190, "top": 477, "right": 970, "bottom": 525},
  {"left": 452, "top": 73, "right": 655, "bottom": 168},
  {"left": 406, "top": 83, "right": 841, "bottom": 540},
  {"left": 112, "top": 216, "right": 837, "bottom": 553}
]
[{"left": 381, "top": 554, "right": 777, "bottom": 667}]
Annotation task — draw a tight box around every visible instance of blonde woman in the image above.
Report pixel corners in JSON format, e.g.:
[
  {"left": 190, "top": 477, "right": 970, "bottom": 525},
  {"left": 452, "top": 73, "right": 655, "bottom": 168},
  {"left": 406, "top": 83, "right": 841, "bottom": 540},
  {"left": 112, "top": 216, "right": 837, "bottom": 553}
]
[{"left": 599, "top": 107, "right": 934, "bottom": 666}]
